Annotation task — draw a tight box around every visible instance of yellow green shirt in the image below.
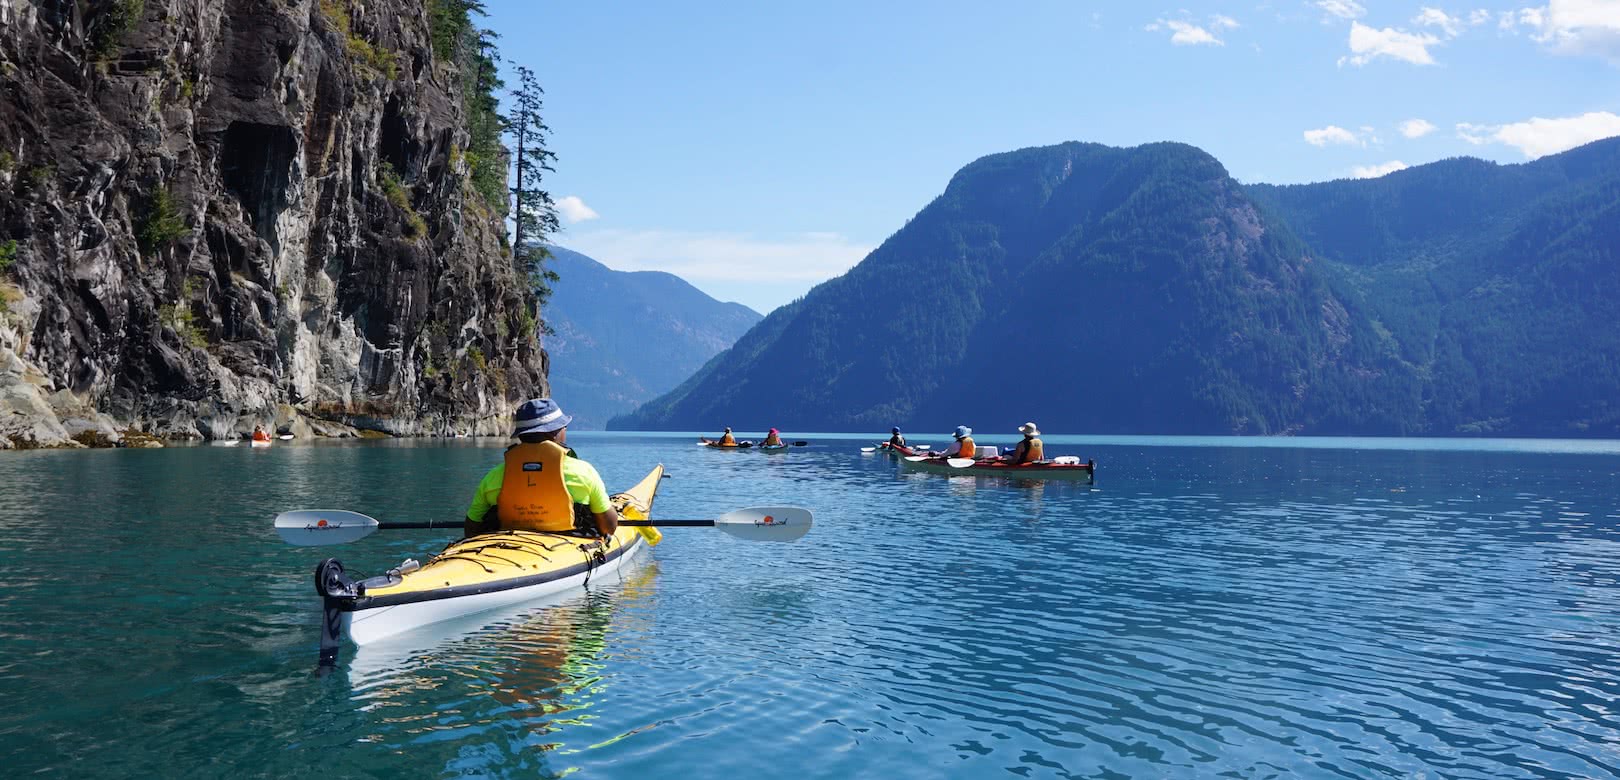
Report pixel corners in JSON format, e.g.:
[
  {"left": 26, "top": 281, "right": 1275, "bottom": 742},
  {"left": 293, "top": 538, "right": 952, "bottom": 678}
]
[{"left": 466, "top": 453, "right": 611, "bottom": 522}]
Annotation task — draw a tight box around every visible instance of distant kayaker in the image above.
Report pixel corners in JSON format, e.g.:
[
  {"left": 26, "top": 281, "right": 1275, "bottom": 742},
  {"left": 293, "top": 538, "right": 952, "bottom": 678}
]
[
  {"left": 939, "top": 426, "right": 976, "bottom": 459},
  {"left": 717, "top": 427, "right": 737, "bottom": 445},
  {"left": 762, "top": 428, "right": 783, "bottom": 447},
  {"left": 885, "top": 427, "right": 906, "bottom": 449},
  {"left": 463, "top": 398, "right": 620, "bottom": 540},
  {"left": 251, "top": 425, "right": 270, "bottom": 443},
  {"left": 1000, "top": 422, "right": 1045, "bottom": 464}
]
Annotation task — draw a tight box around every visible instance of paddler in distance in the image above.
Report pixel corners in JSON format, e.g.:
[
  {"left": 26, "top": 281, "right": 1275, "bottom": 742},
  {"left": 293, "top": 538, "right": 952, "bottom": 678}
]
[
  {"left": 463, "top": 398, "right": 620, "bottom": 540},
  {"left": 883, "top": 427, "right": 906, "bottom": 450},
  {"left": 762, "top": 428, "right": 784, "bottom": 447},
  {"left": 251, "top": 425, "right": 271, "bottom": 443},
  {"left": 999, "top": 422, "right": 1044, "bottom": 464},
  {"left": 938, "top": 425, "right": 976, "bottom": 459},
  {"left": 716, "top": 427, "right": 737, "bottom": 446}
]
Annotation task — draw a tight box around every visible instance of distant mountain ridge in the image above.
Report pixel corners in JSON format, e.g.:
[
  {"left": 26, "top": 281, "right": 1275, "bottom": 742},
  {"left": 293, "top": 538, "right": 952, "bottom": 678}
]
[
  {"left": 543, "top": 247, "right": 760, "bottom": 429},
  {"left": 611, "top": 138, "right": 1620, "bottom": 437}
]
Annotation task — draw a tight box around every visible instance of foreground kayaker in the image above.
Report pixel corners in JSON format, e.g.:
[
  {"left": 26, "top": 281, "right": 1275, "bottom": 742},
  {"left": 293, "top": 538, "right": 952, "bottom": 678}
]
[
  {"left": 885, "top": 427, "right": 906, "bottom": 449},
  {"left": 716, "top": 427, "right": 737, "bottom": 445},
  {"left": 463, "top": 398, "right": 620, "bottom": 539},
  {"left": 762, "top": 428, "right": 784, "bottom": 447},
  {"left": 999, "top": 422, "right": 1044, "bottom": 464}
]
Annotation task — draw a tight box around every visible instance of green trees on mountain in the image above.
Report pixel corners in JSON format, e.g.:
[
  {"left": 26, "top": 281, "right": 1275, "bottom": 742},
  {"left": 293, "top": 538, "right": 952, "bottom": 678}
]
[{"left": 612, "top": 138, "right": 1620, "bottom": 438}]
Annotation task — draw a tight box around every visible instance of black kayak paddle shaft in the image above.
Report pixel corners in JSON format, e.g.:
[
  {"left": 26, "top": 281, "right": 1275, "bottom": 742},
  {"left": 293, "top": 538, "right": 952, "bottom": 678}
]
[{"left": 374, "top": 519, "right": 717, "bottom": 530}]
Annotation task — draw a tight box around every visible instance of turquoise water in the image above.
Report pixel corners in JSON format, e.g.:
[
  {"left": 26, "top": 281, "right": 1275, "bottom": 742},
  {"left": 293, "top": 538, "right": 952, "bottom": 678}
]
[{"left": 2, "top": 433, "right": 1619, "bottom": 777}]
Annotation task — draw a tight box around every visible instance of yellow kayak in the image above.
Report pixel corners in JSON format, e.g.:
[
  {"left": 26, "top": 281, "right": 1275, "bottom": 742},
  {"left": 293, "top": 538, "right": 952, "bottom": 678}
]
[{"left": 316, "top": 465, "right": 664, "bottom": 654}]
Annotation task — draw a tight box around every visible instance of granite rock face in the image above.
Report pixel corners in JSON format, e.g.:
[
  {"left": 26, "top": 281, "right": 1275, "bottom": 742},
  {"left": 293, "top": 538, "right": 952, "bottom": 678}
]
[{"left": 0, "top": 0, "right": 546, "bottom": 446}]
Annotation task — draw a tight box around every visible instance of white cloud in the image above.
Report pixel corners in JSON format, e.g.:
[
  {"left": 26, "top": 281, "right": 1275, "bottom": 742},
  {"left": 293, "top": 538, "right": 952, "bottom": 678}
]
[
  {"left": 559, "top": 229, "right": 874, "bottom": 285},
  {"left": 1413, "top": 7, "right": 1464, "bottom": 37},
  {"left": 1304, "top": 125, "right": 1365, "bottom": 146},
  {"left": 1212, "top": 14, "right": 1241, "bottom": 30},
  {"left": 1469, "top": 8, "right": 1493, "bottom": 25},
  {"left": 1147, "top": 18, "right": 1225, "bottom": 45},
  {"left": 556, "top": 195, "right": 599, "bottom": 224},
  {"left": 1339, "top": 21, "right": 1443, "bottom": 65},
  {"left": 1508, "top": 1, "right": 1620, "bottom": 63},
  {"left": 1456, "top": 111, "right": 1620, "bottom": 157},
  {"left": 1351, "top": 160, "right": 1411, "bottom": 178},
  {"left": 1400, "top": 118, "right": 1438, "bottom": 138},
  {"left": 1316, "top": 0, "right": 1367, "bottom": 20}
]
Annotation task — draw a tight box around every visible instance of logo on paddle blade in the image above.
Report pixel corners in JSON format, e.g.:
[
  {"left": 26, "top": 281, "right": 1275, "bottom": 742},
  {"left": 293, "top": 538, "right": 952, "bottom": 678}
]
[{"left": 756, "top": 514, "right": 778, "bottom": 526}]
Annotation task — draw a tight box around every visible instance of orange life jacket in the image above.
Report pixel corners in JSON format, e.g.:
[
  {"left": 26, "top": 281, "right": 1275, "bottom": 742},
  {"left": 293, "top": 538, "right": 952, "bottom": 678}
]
[
  {"left": 1013, "top": 437, "right": 1044, "bottom": 464},
  {"left": 498, "top": 440, "right": 579, "bottom": 532},
  {"left": 252, "top": 430, "right": 270, "bottom": 442},
  {"left": 763, "top": 434, "right": 782, "bottom": 446},
  {"left": 719, "top": 432, "right": 735, "bottom": 445},
  {"left": 956, "top": 435, "right": 975, "bottom": 458}
]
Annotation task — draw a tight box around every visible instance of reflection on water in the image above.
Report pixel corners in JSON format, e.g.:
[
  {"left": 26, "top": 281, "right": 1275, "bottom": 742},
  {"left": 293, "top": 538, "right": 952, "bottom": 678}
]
[
  {"left": 0, "top": 435, "right": 1618, "bottom": 778},
  {"left": 340, "top": 561, "right": 661, "bottom": 777}
]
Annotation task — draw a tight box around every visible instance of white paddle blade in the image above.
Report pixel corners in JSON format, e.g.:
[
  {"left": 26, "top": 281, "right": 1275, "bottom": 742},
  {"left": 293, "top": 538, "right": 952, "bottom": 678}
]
[
  {"left": 715, "top": 506, "right": 812, "bottom": 542},
  {"left": 903, "top": 455, "right": 929, "bottom": 462},
  {"left": 946, "top": 458, "right": 976, "bottom": 468},
  {"left": 860, "top": 447, "right": 876, "bottom": 453},
  {"left": 274, "top": 509, "right": 381, "bottom": 546}
]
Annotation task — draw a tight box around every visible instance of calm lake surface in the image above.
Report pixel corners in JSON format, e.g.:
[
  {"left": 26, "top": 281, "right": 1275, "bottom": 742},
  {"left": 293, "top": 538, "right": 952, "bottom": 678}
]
[{"left": 2, "top": 432, "right": 1619, "bottom": 778}]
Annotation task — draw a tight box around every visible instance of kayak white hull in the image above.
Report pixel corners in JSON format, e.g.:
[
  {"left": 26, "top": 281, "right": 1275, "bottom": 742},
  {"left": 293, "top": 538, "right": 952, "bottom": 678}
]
[
  {"left": 343, "top": 533, "right": 646, "bottom": 646},
  {"left": 900, "top": 457, "right": 1096, "bottom": 482}
]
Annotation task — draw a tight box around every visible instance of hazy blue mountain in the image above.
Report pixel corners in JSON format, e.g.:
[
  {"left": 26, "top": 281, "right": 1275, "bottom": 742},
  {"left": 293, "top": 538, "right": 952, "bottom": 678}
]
[
  {"left": 542, "top": 247, "right": 760, "bottom": 429},
  {"left": 611, "top": 138, "right": 1620, "bottom": 437}
]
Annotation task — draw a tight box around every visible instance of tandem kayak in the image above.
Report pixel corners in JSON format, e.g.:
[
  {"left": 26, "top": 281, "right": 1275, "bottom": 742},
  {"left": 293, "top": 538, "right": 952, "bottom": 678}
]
[
  {"left": 698, "top": 438, "right": 801, "bottom": 450},
  {"left": 313, "top": 465, "right": 664, "bottom": 657},
  {"left": 901, "top": 456, "right": 1096, "bottom": 483}
]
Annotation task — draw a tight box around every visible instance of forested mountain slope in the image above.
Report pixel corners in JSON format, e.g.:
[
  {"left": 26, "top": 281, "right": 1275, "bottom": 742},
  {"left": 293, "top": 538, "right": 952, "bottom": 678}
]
[
  {"left": 614, "top": 142, "right": 1410, "bottom": 435},
  {"left": 614, "top": 138, "right": 1620, "bottom": 437}
]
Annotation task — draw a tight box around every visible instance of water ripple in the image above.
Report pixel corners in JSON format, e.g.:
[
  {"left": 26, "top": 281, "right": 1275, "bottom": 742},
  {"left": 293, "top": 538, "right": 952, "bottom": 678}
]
[{"left": 1, "top": 438, "right": 1619, "bottom": 776}]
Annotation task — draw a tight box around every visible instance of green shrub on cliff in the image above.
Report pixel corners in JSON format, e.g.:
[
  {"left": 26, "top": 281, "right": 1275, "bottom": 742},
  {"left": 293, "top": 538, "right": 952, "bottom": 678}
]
[
  {"left": 137, "top": 186, "right": 187, "bottom": 255},
  {"left": 346, "top": 36, "right": 399, "bottom": 80},
  {"left": 89, "top": 0, "right": 145, "bottom": 60},
  {"left": 319, "top": 0, "right": 398, "bottom": 80},
  {"left": 0, "top": 240, "right": 16, "bottom": 274},
  {"left": 379, "top": 166, "right": 428, "bottom": 238}
]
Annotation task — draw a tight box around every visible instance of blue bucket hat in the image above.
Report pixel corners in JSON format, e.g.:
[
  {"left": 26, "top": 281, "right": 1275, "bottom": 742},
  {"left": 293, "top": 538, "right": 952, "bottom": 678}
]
[
  {"left": 954, "top": 425, "right": 972, "bottom": 438},
  {"left": 513, "top": 398, "right": 572, "bottom": 436},
  {"left": 891, "top": 427, "right": 901, "bottom": 434}
]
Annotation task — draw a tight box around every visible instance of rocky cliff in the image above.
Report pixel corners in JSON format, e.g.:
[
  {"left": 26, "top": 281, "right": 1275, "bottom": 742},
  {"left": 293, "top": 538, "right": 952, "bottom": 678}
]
[{"left": 0, "top": 0, "right": 546, "bottom": 447}]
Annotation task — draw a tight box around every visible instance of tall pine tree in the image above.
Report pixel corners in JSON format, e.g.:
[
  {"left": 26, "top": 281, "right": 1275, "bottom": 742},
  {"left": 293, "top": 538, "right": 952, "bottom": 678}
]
[{"left": 507, "top": 65, "right": 560, "bottom": 315}]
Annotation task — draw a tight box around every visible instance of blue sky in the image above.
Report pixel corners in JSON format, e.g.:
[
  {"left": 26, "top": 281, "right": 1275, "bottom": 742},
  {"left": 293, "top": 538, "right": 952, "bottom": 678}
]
[{"left": 485, "top": 0, "right": 1620, "bottom": 314}]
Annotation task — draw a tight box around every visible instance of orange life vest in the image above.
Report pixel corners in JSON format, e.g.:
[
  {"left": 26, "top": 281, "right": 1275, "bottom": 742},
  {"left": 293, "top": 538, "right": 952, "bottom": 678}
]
[
  {"left": 498, "top": 440, "right": 579, "bottom": 532},
  {"left": 719, "top": 432, "right": 735, "bottom": 445},
  {"left": 1013, "top": 437, "right": 1044, "bottom": 464},
  {"left": 252, "top": 430, "right": 270, "bottom": 442},
  {"left": 956, "top": 435, "right": 975, "bottom": 458},
  {"left": 763, "top": 434, "right": 782, "bottom": 446}
]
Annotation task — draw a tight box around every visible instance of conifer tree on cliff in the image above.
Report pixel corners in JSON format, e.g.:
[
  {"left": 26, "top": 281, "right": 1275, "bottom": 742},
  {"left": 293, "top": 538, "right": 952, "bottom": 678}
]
[{"left": 507, "top": 65, "right": 560, "bottom": 311}]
